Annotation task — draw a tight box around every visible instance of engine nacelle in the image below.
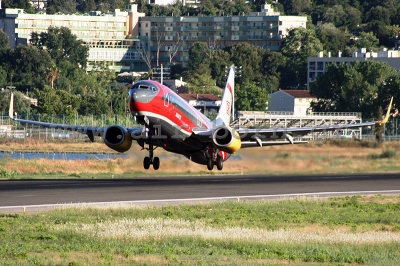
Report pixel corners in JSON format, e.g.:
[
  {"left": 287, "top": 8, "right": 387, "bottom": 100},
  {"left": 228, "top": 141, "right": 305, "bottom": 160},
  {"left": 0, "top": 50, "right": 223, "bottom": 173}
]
[
  {"left": 104, "top": 126, "right": 132, "bottom": 153},
  {"left": 212, "top": 127, "right": 241, "bottom": 154}
]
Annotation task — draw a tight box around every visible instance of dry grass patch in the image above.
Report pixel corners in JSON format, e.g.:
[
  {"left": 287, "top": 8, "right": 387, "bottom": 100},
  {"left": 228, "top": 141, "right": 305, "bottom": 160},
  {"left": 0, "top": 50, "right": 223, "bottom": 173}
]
[
  {"left": 2, "top": 139, "right": 400, "bottom": 175},
  {"left": 0, "top": 138, "right": 111, "bottom": 153},
  {"left": 53, "top": 218, "right": 400, "bottom": 245}
]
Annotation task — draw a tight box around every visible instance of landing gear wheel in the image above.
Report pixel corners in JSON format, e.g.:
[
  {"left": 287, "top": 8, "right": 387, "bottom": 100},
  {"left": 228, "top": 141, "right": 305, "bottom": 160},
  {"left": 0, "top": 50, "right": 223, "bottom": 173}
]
[
  {"left": 153, "top": 157, "right": 160, "bottom": 170},
  {"left": 143, "top": 156, "right": 151, "bottom": 170},
  {"left": 216, "top": 157, "right": 223, "bottom": 171},
  {"left": 207, "top": 158, "right": 214, "bottom": 171}
]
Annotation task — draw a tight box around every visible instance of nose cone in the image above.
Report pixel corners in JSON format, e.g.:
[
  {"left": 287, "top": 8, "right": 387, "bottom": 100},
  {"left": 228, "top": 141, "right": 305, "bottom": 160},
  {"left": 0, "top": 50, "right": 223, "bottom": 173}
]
[{"left": 129, "top": 81, "right": 159, "bottom": 104}]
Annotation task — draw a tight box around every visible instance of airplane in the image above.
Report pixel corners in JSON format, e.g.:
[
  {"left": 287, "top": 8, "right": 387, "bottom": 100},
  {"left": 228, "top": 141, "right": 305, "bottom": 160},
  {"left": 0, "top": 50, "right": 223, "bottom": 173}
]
[{"left": 9, "top": 65, "right": 393, "bottom": 171}]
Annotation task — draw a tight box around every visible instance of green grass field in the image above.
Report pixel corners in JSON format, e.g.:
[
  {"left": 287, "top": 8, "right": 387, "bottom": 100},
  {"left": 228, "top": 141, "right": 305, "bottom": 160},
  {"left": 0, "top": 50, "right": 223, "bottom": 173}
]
[{"left": 1, "top": 195, "right": 400, "bottom": 265}]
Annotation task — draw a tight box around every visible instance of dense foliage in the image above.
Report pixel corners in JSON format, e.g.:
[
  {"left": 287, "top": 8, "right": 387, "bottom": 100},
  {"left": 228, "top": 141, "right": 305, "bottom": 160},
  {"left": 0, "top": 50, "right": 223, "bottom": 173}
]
[{"left": 1, "top": 0, "right": 400, "bottom": 116}]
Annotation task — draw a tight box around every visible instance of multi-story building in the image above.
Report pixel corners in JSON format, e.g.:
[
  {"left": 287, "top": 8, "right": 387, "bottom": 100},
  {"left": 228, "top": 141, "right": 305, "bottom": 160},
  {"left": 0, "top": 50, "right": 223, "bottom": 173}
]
[
  {"left": 0, "top": 3, "right": 306, "bottom": 72},
  {"left": 307, "top": 48, "right": 400, "bottom": 89},
  {"left": 0, "top": 4, "right": 146, "bottom": 72},
  {"left": 138, "top": 4, "right": 307, "bottom": 67}
]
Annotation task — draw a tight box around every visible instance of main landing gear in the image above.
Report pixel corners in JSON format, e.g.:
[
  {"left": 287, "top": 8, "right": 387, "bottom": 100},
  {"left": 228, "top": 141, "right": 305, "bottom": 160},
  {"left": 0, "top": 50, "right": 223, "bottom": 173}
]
[
  {"left": 143, "top": 137, "right": 160, "bottom": 170},
  {"left": 206, "top": 148, "right": 223, "bottom": 171}
]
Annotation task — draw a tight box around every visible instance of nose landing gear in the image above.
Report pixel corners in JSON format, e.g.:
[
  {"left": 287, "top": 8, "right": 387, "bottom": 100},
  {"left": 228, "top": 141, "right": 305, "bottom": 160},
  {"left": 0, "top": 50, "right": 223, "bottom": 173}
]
[
  {"left": 143, "top": 137, "right": 160, "bottom": 170},
  {"left": 143, "top": 156, "right": 160, "bottom": 170}
]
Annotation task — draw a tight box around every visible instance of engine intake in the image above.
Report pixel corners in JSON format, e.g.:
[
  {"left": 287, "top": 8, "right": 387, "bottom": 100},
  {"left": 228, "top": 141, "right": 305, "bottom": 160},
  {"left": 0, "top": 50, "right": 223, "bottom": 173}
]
[
  {"left": 104, "top": 126, "right": 132, "bottom": 153},
  {"left": 212, "top": 127, "right": 241, "bottom": 154}
]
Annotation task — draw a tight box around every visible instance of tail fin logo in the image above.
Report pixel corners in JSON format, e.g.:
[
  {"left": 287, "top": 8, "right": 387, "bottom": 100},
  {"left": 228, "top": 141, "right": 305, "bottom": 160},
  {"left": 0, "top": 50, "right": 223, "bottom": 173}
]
[{"left": 225, "top": 100, "right": 231, "bottom": 116}]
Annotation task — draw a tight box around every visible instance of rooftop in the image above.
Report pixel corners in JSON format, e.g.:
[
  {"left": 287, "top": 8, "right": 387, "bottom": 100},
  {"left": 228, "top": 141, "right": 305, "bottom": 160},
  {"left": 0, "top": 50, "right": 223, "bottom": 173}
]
[{"left": 281, "top": 90, "right": 316, "bottom": 98}]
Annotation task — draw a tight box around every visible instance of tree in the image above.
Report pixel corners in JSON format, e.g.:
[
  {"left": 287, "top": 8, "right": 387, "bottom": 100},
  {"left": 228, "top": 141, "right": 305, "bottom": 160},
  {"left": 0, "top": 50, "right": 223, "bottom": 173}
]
[
  {"left": 261, "top": 50, "right": 285, "bottom": 93},
  {"left": 229, "top": 43, "right": 265, "bottom": 84},
  {"left": 232, "top": 0, "right": 251, "bottom": 15},
  {"left": 281, "top": 27, "right": 323, "bottom": 89},
  {"left": 167, "top": 33, "right": 181, "bottom": 64},
  {"left": 34, "top": 85, "right": 63, "bottom": 115},
  {"left": 364, "top": 21, "right": 393, "bottom": 47},
  {"left": 235, "top": 82, "right": 268, "bottom": 111},
  {"left": 186, "top": 73, "right": 219, "bottom": 94},
  {"left": 187, "top": 42, "right": 208, "bottom": 72},
  {"left": 47, "top": 66, "right": 60, "bottom": 89},
  {"left": 323, "top": 5, "right": 348, "bottom": 28},
  {"left": 309, "top": 60, "right": 397, "bottom": 118},
  {"left": 353, "top": 31, "right": 379, "bottom": 51},
  {"left": 0, "top": 89, "right": 31, "bottom": 116},
  {"left": 2, "top": 0, "right": 35, "bottom": 13},
  {"left": 34, "top": 85, "right": 81, "bottom": 115},
  {"left": 0, "top": 29, "right": 10, "bottom": 51},
  {"left": 365, "top": 6, "right": 391, "bottom": 25},
  {"left": 30, "top": 26, "right": 89, "bottom": 67},
  {"left": 202, "top": 0, "right": 217, "bottom": 15},
  {"left": 46, "top": 0, "right": 77, "bottom": 14},
  {"left": 316, "top": 23, "right": 349, "bottom": 53},
  {"left": 0, "top": 67, "right": 7, "bottom": 88},
  {"left": 0, "top": 29, "right": 12, "bottom": 74},
  {"left": 79, "top": 93, "right": 111, "bottom": 115},
  {"left": 209, "top": 50, "right": 232, "bottom": 88},
  {"left": 345, "top": 6, "right": 361, "bottom": 32},
  {"left": 279, "top": 0, "right": 312, "bottom": 15},
  {"left": 136, "top": 41, "right": 152, "bottom": 73},
  {"left": 111, "top": 84, "right": 129, "bottom": 115},
  {"left": 11, "top": 45, "right": 54, "bottom": 88}
]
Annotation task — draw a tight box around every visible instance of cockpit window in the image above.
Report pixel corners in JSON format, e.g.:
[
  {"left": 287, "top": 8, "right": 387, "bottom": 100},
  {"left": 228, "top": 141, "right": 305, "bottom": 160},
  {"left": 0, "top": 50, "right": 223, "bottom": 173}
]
[
  {"left": 132, "top": 83, "right": 158, "bottom": 91},
  {"left": 129, "top": 82, "right": 158, "bottom": 98}
]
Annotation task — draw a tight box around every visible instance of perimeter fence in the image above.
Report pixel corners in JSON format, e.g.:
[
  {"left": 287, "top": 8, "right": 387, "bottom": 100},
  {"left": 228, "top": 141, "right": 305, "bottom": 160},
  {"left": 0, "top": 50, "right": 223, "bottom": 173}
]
[
  {"left": 2, "top": 114, "right": 400, "bottom": 142},
  {"left": 0, "top": 114, "right": 140, "bottom": 142}
]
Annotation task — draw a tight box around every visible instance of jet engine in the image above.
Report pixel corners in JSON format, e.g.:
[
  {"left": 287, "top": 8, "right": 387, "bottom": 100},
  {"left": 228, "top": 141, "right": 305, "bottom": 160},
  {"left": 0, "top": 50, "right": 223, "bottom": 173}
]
[
  {"left": 212, "top": 127, "right": 241, "bottom": 154},
  {"left": 104, "top": 126, "right": 132, "bottom": 153}
]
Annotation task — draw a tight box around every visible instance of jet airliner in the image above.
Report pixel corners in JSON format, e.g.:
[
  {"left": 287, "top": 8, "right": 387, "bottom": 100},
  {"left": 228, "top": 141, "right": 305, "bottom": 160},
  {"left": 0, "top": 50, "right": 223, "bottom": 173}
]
[{"left": 9, "top": 66, "right": 393, "bottom": 171}]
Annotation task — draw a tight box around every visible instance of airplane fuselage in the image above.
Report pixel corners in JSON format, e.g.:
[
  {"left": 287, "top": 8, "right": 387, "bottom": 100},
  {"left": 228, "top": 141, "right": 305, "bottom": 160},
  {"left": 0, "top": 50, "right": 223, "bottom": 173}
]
[{"left": 128, "top": 80, "right": 230, "bottom": 165}]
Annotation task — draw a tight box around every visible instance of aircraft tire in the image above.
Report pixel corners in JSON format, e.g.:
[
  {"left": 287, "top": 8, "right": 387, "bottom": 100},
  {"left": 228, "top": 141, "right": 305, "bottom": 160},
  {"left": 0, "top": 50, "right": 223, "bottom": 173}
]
[
  {"left": 216, "top": 157, "right": 223, "bottom": 171},
  {"left": 207, "top": 158, "right": 213, "bottom": 171},
  {"left": 143, "top": 157, "right": 151, "bottom": 170},
  {"left": 153, "top": 157, "right": 160, "bottom": 170}
]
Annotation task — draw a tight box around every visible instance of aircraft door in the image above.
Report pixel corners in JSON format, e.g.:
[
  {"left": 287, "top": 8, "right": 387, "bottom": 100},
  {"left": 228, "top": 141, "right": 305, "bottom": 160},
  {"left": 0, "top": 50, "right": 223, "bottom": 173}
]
[{"left": 162, "top": 87, "right": 169, "bottom": 107}]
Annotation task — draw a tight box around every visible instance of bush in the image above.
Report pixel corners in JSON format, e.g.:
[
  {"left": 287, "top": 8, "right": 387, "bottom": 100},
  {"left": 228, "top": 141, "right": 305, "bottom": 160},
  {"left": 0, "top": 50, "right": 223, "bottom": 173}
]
[
  {"left": 368, "top": 149, "right": 397, "bottom": 159},
  {"left": 0, "top": 168, "right": 18, "bottom": 178}
]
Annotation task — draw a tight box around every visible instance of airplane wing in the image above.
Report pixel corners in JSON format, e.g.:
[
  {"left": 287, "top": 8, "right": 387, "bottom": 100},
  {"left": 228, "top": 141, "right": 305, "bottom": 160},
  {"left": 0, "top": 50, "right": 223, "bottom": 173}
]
[
  {"left": 8, "top": 93, "right": 142, "bottom": 142},
  {"left": 237, "top": 97, "right": 393, "bottom": 147},
  {"left": 237, "top": 122, "right": 375, "bottom": 147},
  {"left": 192, "top": 97, "right": 393, "bottom": 147}
]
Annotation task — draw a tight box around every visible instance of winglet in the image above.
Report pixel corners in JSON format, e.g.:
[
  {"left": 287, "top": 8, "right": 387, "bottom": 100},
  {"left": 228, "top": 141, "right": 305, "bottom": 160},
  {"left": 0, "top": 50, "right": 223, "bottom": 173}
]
[
  {"left": 9, "top": 92, "right": 14, "bottom": 119},
  {"left": 376, "top": 97, "right": 393, "bottom": 125}
]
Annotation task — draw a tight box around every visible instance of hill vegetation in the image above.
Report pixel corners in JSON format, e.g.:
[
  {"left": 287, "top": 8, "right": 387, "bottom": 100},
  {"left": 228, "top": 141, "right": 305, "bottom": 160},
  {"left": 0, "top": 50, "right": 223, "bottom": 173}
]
[{"left": 0, "top": 0, "right": 399, "bottom": 116}]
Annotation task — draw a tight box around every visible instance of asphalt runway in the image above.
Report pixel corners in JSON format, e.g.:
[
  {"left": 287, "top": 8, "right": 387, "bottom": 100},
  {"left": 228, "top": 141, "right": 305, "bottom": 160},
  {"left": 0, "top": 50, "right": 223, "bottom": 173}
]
[{"left": 1, "top": 173, "right": 400, "bottom": 213}]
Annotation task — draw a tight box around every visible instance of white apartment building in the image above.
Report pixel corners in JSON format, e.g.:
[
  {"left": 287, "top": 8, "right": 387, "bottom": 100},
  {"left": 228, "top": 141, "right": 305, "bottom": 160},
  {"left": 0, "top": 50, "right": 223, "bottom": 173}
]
[
  {"left": 138, "top": 4, "right": 307, "bottom": 66},
  {"left": 1, "top": 3, "right": 306, "bottom": 72},
  {"left": 0, "top": 4, "right": 146, "bottom": 72},
  {"left": 307, "top": 48, "right": 400, "bottom": 89}
]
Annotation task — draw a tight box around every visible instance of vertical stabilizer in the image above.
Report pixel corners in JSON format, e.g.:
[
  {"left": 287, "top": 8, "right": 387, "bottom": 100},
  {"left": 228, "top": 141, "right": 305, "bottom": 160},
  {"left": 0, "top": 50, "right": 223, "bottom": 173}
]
[
  {"left": 215, "top": 65, "right": 235, "bottom": 127},
  {"left": 9, "top": 92, "right": 14, "bottom": 119}
]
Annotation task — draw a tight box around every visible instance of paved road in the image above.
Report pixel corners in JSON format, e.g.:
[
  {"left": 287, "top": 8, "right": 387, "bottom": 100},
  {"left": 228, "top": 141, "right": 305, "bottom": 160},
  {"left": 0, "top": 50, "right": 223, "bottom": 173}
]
[{"left": 1, "top": 173, "right": 400, "bottom": 213}]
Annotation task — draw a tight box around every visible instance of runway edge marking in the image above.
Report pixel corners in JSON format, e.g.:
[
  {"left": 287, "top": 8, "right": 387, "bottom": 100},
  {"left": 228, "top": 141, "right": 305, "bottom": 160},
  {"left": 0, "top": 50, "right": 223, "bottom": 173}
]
[{"left": 1, "top": 190, "right": 400, "bottom": 214}]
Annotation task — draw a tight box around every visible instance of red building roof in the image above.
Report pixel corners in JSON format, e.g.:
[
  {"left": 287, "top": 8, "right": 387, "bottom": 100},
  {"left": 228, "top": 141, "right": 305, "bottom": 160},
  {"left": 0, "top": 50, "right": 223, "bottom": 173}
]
[{"left": 280, "top": 90, "right": 316, "bottom": 98}]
